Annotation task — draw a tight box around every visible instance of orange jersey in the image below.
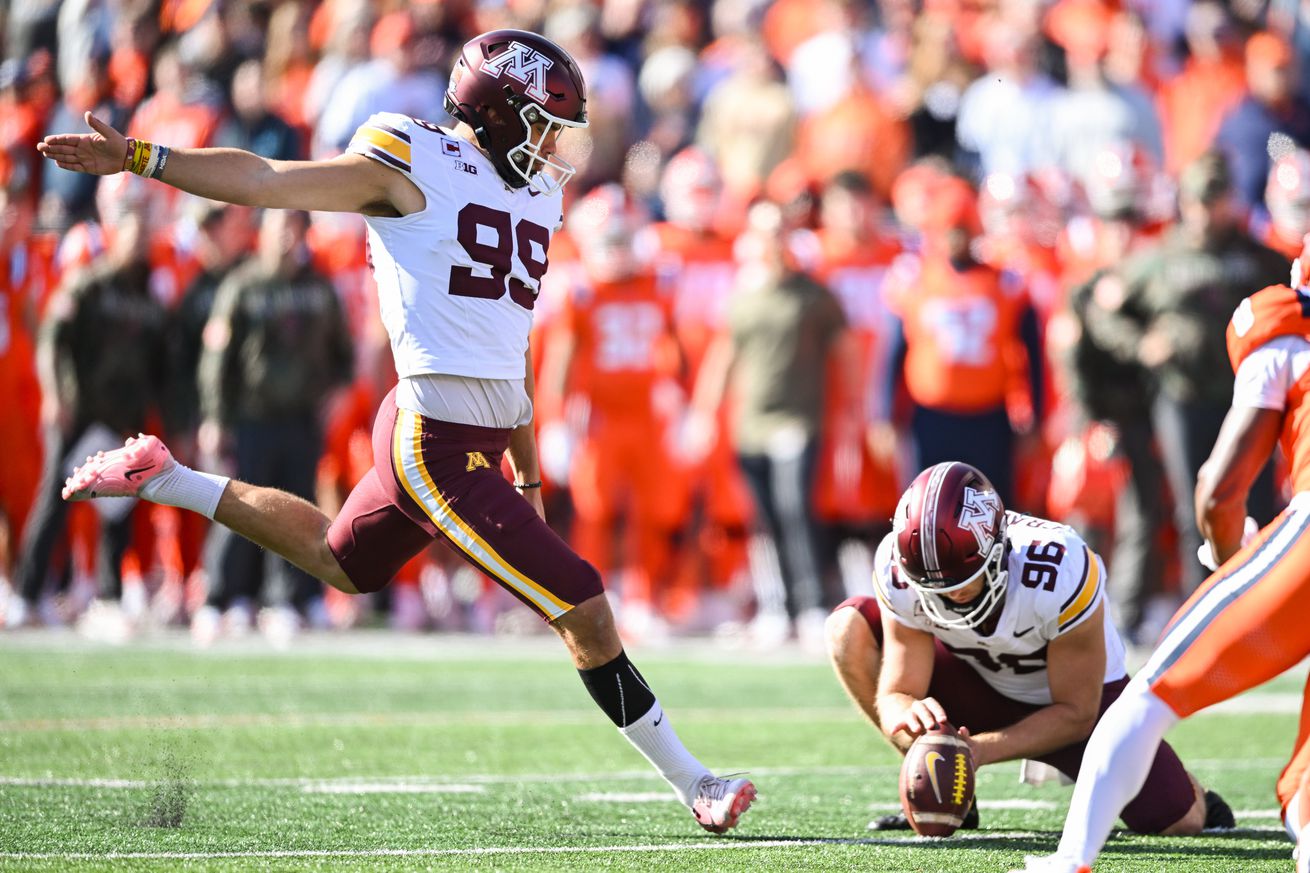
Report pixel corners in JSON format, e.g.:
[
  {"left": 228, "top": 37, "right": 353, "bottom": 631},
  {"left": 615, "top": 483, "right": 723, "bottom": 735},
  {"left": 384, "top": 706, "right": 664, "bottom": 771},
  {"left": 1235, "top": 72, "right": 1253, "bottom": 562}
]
[
  {"left": 1227, "top": 284, "right": 1310, "bottom": 494},
  {"left": 147, "top": 234, "right": 203, "bottom": 309},
  {"left": 808, "top": 230, "right": 902, "bottom": 520},
  {"left": 794, "top": 87, "right": 910, "bottom": 200},
  {"left": 1, "top": 248, "right": 44, "bottom": 542},
  {"left": 0, "top": 261, "right": 39, "bottom": 415},
  {"left": 560, "top": 272, "right": 679, "bottom": 420},
  {"left": 889, "top": 255, "right": 1030, "bottom": 413},
  {"left": 641, "top": 223, "right": 738, "bottom": 376},
  {"left": 809, "top": 230, "right": 900, "bottom": 332}
]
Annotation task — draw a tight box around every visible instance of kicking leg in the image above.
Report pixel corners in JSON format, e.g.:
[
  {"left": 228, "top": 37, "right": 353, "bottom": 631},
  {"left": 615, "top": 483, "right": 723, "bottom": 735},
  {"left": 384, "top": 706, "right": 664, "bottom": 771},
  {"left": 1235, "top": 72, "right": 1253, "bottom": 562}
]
[
  {"left": 554, "top": 593, "right": 756, "bottom": 833},
  {"left": 63, "top": 434, "right": 357, "bottom": 594},
  {"left": 212, "top": 480, "right": 355, "bottom": 593},
  {"left": 391, "top": 407, "right": 756, "bottom": 833}
]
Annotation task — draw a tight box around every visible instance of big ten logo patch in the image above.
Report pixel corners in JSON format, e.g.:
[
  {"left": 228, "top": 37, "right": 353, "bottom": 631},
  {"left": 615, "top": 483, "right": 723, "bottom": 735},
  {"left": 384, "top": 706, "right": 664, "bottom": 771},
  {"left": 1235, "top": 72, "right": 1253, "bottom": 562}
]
[{"left": 466, "top": 452, "right": 491, "bottom": 472}]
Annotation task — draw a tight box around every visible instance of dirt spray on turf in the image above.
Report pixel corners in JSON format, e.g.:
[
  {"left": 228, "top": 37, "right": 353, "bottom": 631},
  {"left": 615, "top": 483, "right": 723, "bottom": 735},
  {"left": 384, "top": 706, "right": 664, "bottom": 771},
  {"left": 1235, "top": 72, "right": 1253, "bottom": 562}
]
[{"left": 139, "top": 749, "right": 194, "bottom": 828}]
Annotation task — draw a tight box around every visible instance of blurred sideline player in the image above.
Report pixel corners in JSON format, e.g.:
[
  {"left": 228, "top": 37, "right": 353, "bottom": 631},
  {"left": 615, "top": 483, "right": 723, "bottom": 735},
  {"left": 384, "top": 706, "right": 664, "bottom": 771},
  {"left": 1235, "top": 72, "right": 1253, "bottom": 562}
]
[
  {"left": 39, "top": 29, "right": 754, "bottom": 832},
  {"left": 871, "top": 174, "right": 1044, "bottom": 509},
  {"left": 0, "top": 155, "right": 43, "bottom": 600},
  {"left": 539, "top": 184, "right": 688, "bottom": 641},
  {"left": 1013, "top": 238, "right": 1310, "bottom": 873},
  {"left": 826, "top": 461, "right": 1229, "bottom": 835},
  {"left": 1058, "top": 141, "right": 1170, "bottom": 289},
  {"left": 644, "top": 147, "right": 755, "bottom": 628},
  {"left": 974, "top": 170, "right": 1063, "bottom": 515},
  {"left": 796, "top": 170, "right": 901, "bottom": 588}
]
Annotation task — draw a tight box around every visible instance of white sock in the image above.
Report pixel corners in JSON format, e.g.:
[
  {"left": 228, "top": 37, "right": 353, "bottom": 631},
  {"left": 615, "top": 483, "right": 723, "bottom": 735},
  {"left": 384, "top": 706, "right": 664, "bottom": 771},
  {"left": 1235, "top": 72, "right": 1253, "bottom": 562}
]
[
  {"left": 1287, "top": 792, "right": 1302, "bottom": 842},
  {"left": 1057, "top": 681, "right": 1179, "bottom": 866},
  {"left": 619, "top": 701, "right": 712, "bottom": 806},
  {"left": 140, "top": 462, "right": 229, "bottom": 519}
]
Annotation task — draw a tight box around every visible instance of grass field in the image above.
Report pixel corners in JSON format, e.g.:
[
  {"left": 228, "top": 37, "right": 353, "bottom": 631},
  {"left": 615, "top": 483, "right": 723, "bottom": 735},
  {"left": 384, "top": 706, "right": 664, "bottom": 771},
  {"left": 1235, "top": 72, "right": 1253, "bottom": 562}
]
[{"left": 0, "top": 631, "right": 1301, "bottom": 871}]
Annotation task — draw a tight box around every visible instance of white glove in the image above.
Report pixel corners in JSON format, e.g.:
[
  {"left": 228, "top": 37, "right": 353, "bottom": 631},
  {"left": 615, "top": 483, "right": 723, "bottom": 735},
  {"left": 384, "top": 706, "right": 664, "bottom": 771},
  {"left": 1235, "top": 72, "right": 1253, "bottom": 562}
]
[{"left": 1197, "top": 516, "right": 1260, "bottom": 572}]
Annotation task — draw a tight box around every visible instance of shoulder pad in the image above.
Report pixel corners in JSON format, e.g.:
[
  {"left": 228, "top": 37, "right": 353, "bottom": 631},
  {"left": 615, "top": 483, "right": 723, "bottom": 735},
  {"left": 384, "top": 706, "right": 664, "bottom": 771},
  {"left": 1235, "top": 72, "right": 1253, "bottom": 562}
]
[
  {"left": 1227, "top": 284, "right": 1310, "bottom": 373},
  {"left": 348, "top": 113, "right": 415, "bottom": 174}
]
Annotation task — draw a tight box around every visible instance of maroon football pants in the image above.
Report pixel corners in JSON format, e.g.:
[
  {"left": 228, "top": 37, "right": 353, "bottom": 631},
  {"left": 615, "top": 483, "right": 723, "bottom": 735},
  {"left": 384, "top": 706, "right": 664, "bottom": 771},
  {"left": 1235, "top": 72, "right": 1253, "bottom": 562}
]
[{"left": 326, "top": 386, "right": 603, "bottom": 620}]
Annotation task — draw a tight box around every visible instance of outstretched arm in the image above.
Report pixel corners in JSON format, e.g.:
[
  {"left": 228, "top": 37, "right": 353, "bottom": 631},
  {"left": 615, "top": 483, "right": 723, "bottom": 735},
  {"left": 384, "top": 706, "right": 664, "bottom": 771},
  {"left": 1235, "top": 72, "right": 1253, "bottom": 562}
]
[{"left": 37, "top": 112, "right": 420, "bottom": 217}]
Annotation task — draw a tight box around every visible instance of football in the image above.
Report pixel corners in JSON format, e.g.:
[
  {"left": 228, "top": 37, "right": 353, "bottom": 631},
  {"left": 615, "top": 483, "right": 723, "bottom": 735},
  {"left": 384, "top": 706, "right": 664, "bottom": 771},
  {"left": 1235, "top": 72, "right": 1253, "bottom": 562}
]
[{"left": 898, "top": 721, "right": 977, "bottom": 837}]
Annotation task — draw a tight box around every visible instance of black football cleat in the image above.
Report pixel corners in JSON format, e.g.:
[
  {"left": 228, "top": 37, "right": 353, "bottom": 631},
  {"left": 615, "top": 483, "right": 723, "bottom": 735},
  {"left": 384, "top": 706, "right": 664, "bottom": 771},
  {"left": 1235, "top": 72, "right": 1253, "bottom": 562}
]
[
  {"left": 1203, "top": 790, "right": 1236, "bottom": 830},
  {"left": 870, "top": 797, "right": 980, "bottom": 831}
]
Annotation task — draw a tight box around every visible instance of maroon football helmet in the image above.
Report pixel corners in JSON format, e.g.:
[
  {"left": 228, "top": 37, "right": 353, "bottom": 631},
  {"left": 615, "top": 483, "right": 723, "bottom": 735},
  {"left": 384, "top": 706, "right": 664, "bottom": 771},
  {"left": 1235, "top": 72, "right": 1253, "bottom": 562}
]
[
  {"left": 892, "top": 462, "right": 1009, "bottom": 629},
  {"left": 444, "top": 30, "right": 588, "bottom": 194}
]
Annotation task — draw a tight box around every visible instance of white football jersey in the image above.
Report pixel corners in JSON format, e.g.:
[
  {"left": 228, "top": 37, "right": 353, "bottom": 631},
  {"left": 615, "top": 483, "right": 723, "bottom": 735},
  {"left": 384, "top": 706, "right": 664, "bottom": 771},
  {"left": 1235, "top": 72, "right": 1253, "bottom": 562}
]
[
  {"left": 873, "top": 511, "right": 1128, "bottom": 705},
  {"left": 347, "top": 113, "right": 565, "bottom": 380}
]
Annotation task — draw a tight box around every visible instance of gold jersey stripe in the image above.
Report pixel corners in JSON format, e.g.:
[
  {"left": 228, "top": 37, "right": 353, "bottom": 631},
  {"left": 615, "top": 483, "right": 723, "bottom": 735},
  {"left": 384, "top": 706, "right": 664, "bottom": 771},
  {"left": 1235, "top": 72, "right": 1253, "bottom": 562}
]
[
  {"left": 1059, "top": 547, "right": 1102, "bottom": 628},
  {"left": 353, "top": 126, "right": 412, "bottom": 166},
  {"left": 393, "top": 410, "right": 570, "bottom": 619}
]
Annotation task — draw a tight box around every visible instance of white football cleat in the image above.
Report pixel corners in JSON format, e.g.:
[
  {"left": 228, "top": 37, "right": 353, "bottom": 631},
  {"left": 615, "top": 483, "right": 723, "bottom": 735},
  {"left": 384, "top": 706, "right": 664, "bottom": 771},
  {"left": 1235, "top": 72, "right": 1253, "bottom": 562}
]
[
  {"left": 691, "top": 774, "right": 756, "bottom": 834},
  {"left": 1009, "top": 855, "right": 1090, "bottom": 873}
]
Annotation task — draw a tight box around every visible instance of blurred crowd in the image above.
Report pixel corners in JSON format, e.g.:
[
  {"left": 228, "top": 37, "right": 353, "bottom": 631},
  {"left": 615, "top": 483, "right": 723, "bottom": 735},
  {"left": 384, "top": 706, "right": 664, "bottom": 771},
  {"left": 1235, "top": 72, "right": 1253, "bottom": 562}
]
[{"left": 2, "top": 0, "right": 1309, "bottom": 648}]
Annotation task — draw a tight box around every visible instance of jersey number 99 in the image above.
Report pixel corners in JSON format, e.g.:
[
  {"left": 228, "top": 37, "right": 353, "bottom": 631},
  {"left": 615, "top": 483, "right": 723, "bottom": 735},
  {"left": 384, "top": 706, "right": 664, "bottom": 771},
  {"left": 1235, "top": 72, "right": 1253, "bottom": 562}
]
[{"left": 449, "top": 203, "right": 550, "bottom": 311}]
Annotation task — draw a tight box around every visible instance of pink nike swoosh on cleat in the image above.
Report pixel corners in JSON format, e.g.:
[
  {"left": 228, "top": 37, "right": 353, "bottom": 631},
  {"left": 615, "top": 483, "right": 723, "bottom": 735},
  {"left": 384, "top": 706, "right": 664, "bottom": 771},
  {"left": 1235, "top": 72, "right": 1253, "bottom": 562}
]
[{"left": 62, "top": 434, "right": 175, "bottom": 501}]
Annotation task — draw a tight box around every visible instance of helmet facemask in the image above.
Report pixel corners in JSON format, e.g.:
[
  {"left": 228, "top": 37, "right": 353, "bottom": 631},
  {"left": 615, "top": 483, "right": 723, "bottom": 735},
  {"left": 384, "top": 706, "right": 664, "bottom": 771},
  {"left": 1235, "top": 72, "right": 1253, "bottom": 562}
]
[
  {"left": 900, "top": 518, "right": 1010, "bottom": 631},
  {"left": 507, "top": 102, "right": 586, "bottom": 196}
]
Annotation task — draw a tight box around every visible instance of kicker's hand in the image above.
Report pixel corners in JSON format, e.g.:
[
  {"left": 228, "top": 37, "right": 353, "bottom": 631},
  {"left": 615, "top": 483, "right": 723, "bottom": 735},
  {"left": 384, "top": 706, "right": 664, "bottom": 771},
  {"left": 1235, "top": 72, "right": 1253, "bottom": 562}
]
[
  {"left": 888, "top": 696, "right": 950, "bottom": 739},
  {"left": 37, "top": 112, "right": 129, "bottom": 176}
]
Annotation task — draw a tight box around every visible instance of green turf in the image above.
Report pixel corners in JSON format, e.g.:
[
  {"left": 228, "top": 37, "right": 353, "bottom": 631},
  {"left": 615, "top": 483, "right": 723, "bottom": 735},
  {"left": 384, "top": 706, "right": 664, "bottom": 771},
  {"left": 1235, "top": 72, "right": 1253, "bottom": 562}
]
[{"left": 0, "top": 633, "right": 1299, "bottom": 871}]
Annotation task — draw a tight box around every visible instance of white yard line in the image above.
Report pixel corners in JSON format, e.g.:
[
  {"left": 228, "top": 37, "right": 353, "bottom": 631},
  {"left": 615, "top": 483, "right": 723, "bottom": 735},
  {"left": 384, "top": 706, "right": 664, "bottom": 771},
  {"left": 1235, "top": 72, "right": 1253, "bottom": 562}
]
[
  {"left": 0, "top": 833, "right": 1091, "bottom": 862},
  {"left": 300, "top": 783, "right": 485, "bottom": 794},
  {"left": 0, "top": 829, "right": 1291, "bottom": 862},
  {"left": 2, "top": 689, "right": 1298, "bottom": 734},
  {"left": 0, "top": 757, "right": 1287, "bottom": 792},
  {"left": 0, "top": 706, "right": 857, "bottom": 733},
  {"left": 0, "top": 764, "right": 902, "bottom": 792},
  {"left": 575, "top": 792, "right": 671, "bottom": 803},
  {"left": 865, "top": 800, "right": 1060, "bottom": 812}
]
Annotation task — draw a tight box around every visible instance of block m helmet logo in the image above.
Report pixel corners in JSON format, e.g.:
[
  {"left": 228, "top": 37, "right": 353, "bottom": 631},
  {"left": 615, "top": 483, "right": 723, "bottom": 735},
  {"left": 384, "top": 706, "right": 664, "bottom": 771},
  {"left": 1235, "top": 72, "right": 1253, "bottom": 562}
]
[{"left": 480, "top": 41, "right": 553, "bottom": 103}]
